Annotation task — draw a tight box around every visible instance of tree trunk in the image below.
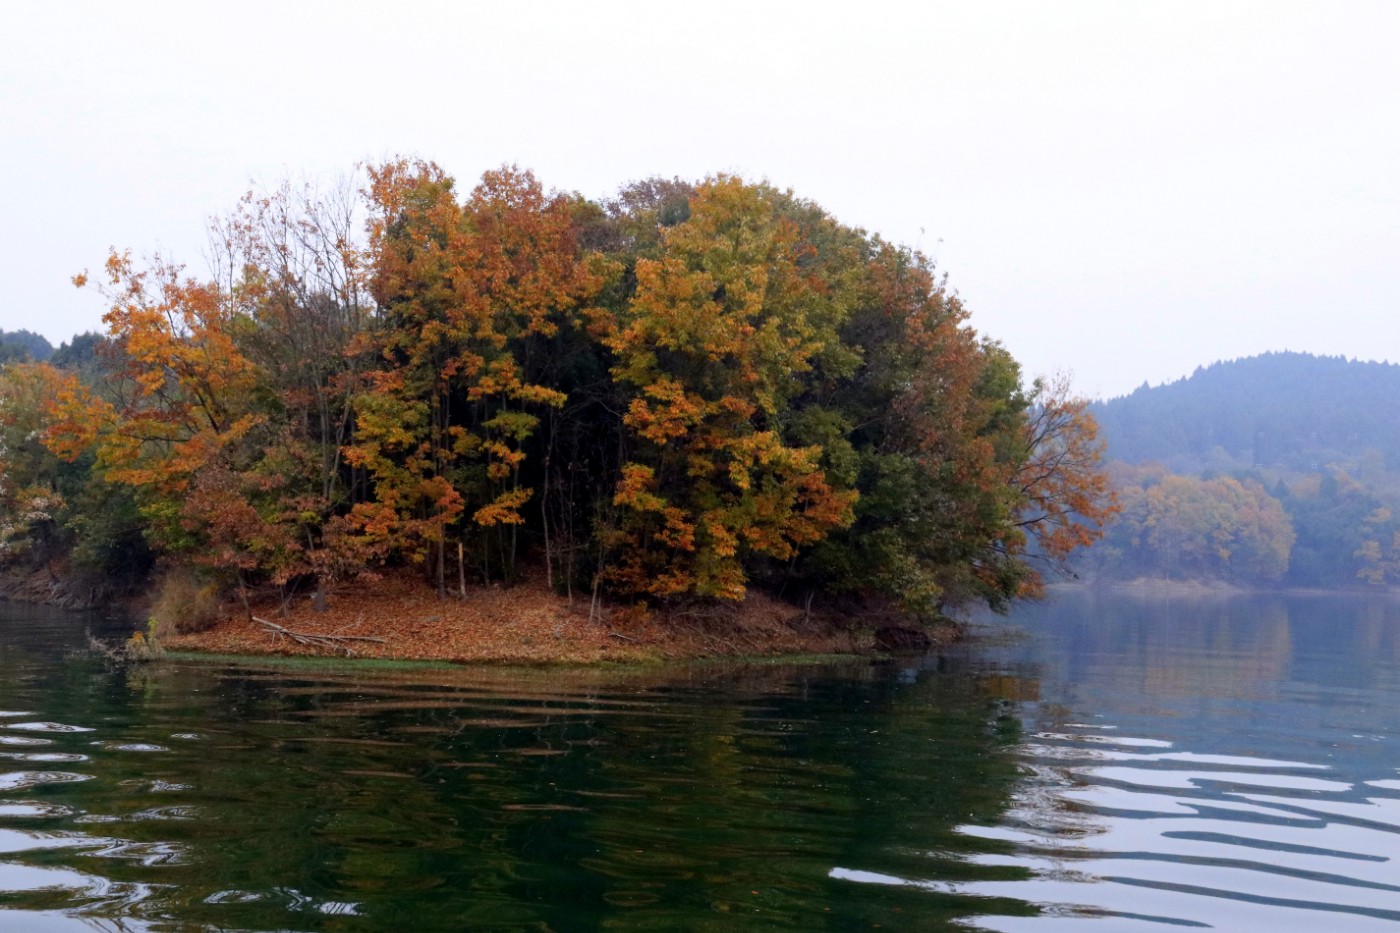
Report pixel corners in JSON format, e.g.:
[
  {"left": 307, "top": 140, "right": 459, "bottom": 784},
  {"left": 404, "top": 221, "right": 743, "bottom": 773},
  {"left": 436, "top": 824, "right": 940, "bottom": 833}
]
[{"left": 458, "top": 541, "right": 467, "bottom": 600}]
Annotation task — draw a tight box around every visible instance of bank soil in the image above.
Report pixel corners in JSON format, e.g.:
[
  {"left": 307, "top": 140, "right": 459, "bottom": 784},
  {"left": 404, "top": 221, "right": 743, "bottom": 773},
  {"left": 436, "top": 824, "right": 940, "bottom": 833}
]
[
  {"left": 164, "top": 572, "right": 939, "bottom": 664},
  {"left": 0, "top": 562, "right": 126, "bottom": 611}
]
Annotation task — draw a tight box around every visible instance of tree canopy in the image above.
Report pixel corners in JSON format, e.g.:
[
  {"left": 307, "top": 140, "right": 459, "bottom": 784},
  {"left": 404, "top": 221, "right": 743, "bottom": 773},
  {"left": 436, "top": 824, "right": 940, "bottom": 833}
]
[{"left": 1, "top": 163, "right": 1116, "bottom": 621}]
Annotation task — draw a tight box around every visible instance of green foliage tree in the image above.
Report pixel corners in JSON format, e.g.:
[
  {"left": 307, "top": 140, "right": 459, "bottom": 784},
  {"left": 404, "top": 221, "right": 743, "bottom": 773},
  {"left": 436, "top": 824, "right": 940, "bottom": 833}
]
[
  {"left": 0, "top": 361, "right": 150, "bottom": 584},
  {"left": 0, "top": 363, "right": 71, "bottom": 564},
  {"left": 1280, "top": 470, "right": 1393, "bottom": 587},
  {"left": 49, "top": 332, "right": 105, "bottom": 371}
]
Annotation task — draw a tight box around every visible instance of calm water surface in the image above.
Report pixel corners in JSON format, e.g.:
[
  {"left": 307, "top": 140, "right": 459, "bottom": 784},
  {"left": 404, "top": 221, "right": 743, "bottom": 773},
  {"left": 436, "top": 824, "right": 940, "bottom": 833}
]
[{"left": 0, "top": 591, "right": 1396, "bottom": 930}]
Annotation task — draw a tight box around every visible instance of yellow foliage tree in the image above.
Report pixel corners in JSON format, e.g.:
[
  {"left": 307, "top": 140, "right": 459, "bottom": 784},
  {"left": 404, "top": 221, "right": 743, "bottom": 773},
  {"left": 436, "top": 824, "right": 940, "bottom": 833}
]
[{"left": 601, "top": 178, "right": 857, "bottom": 600}]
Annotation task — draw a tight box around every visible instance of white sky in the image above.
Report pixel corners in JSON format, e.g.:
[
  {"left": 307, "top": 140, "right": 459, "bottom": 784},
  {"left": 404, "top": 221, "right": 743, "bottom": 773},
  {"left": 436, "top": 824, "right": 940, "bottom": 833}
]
[{"left": 3, "top": 0, "right": 1397, "bottom": 399}]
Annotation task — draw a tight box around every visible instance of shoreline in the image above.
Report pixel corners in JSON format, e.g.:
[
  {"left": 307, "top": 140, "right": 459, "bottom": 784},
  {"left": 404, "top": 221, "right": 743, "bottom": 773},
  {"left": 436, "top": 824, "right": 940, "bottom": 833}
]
[
  {"left": 14, "top": 566, "right": 1393, "bottom": 666},
  {"left": 158, "top": 573, "right": 950, "bottom": 665},
  {"left": 1050, "top": 578, "right": 1400, "bottom": 598}
]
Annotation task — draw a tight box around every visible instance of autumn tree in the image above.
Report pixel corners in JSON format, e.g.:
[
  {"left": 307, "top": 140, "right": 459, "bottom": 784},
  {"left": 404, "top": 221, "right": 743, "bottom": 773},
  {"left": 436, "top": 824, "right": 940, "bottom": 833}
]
[
  {"left": 791, "top": 242, "right": 1117, "bottom": 615},
  {"left": 348, "top": 161, "right": 604, "bottom": 593},
  {"left": 209, "top": 177, "right": 378, "bottom": 596},
  {"left": 1011, "top": 373, "right": 1120, "bottom": 594},
  {"left": 52, "top": 177, "right": 378, "bottom": 599},
  {"left": 1355, "top": 507, "right": 1400, "bottom": 585},
  {"left": 54, "top": 251, "right": 264, "bottom": 561},
  {"left": 782, "top": 239, "right": 993, "bottom": 613},
  {"left": 1092, "top": 466, "right": 1293, "bottom": 582},
  {"left": 20, "top": 160, "right": 1120, "bottom": 626},
  {"left": 598, "top": 177, "right": 858, "bottom": 600},
  {"left": 0, "top": 363, "right": 75, "bottom": 565}
]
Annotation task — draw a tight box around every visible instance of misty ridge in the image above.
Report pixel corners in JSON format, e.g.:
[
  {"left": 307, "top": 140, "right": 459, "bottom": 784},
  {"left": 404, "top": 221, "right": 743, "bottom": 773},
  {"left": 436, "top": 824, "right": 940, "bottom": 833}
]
[
  {"left": 1083, "top": 351, "right": 1400, "bottom": 589},
  {"left": 0, "top": 329, "right": 54, "bottom": 364}
]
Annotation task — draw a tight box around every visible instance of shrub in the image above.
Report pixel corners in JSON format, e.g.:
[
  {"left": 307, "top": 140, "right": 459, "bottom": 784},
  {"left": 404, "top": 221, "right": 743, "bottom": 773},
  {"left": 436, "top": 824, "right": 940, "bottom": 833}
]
[{"left": 148, "top": 568, "right": 224, "bottom": 636}]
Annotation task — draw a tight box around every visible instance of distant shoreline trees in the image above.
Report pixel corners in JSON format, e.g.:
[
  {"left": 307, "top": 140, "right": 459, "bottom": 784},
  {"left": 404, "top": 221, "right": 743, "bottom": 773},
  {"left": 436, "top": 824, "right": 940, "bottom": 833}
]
[
  {"left": 0, "top": 162, "right": 1116, "bottom": 621},
  {"left": 1085, "top": 353, "right": 1400, "bottom": 589}
]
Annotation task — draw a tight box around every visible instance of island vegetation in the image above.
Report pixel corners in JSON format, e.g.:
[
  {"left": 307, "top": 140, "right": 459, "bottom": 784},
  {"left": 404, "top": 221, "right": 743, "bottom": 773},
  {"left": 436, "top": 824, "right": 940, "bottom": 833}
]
[{"left": 0, "top": 163, "right": 1116, "bottom": 658}]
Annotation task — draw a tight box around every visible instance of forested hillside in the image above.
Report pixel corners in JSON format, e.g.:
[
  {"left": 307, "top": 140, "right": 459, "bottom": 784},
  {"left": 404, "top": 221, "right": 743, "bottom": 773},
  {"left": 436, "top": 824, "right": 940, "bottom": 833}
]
[
  {"left": 1093, "top": 352, "right": 1400, "bottom": 474},
  {"left": 1085, "top": 353, "right": 1400, "bottom": 588},
  {"left": 0, "top": 330, "right": 54, "bottom": 364}
]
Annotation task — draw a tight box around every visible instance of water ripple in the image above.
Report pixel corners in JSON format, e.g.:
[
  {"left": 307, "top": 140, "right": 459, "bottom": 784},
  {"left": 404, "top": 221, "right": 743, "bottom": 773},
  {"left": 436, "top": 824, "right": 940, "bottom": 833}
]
[
  {"left": 0, "top": 753, "right": 88, "bottom": 764},
  {"left": 0, "top": 801, "right": 76, "bottom": 819},
  {"left": 958, "top": 723, "right": 1400, "bottom": 930},
  {"left": 0, "top": 772, "right": 93, "bottom": 791},
  {"left": 94, "top": 743, "right": 168, "bottom": 753}
]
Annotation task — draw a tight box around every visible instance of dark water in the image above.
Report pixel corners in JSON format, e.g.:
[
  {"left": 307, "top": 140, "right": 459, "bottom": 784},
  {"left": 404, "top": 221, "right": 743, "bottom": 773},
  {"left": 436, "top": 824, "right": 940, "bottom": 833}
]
[{"left": 0, "top": 592, "right": 1396, "bottom": 931}]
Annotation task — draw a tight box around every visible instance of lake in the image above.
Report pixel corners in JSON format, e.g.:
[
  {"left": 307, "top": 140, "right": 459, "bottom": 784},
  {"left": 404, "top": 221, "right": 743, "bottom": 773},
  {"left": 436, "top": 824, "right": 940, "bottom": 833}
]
[{"left": 0, "top": 590, "right": 1396, "bottom": 931}]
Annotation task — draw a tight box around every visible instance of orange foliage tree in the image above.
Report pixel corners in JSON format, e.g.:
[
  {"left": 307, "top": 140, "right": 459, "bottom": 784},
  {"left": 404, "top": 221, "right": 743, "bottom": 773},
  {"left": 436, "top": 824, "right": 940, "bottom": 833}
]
[
  {"left": 54, "top": 252, "right": 267, "bottom": 562},
  {"left": 1097, "top": 465, "right": 1291, "bottom": 582},
  {"left": 347, "top": 161, "right": 605, "bottom": 592},
  {"left": 1012, "top": 373, "right": 1120, "bottom": 594},
  {"left": 52, "top": 178, "right": 378, "bottom": 595}
]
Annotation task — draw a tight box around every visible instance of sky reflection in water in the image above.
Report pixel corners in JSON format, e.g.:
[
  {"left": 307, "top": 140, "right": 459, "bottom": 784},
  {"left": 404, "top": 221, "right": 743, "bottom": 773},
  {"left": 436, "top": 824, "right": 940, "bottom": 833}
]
[{"left": 925, "top": 591, "right": 1400, "bottom": 932}]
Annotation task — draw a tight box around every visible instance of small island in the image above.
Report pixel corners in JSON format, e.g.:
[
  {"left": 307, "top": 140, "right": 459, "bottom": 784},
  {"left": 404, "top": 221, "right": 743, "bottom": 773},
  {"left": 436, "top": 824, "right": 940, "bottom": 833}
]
[{"left": 0, "top": 164, "right": 1115, "bottom": 660}]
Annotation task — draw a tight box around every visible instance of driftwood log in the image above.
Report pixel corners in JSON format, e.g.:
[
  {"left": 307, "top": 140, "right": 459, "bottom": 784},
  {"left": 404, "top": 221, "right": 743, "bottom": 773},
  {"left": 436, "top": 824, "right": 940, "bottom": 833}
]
[{"left": 252, "top": 616, "right": 388, "bottom": 657}]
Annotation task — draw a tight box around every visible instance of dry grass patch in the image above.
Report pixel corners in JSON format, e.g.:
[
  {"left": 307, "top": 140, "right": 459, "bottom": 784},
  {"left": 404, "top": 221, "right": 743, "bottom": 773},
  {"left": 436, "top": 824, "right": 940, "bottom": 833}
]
[{"left": 164, "top": 571, "right": 891, "bottom": 664}]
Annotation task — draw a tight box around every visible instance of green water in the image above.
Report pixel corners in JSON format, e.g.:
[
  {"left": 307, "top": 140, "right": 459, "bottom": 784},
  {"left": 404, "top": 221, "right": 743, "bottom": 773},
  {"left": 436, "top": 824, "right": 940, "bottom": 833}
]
[
  {"left": 5, "top": 592, "right": 1400, "bottom": 931},
  {"left": 0, "top": 603, "right": 1029, "bottom": 931}
]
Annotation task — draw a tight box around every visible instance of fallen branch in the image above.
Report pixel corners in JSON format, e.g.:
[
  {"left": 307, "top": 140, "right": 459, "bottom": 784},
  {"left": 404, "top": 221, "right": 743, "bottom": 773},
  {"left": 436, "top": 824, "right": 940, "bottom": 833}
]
[{"left": 251, "top": 616, "right": 388, "bottom": 657}]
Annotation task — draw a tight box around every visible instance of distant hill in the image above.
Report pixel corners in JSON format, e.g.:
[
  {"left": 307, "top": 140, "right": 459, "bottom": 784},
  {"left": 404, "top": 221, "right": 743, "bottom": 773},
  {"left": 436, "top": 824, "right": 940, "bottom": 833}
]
[
  {"left": 0, "top": 329, "right": 53, "bottom": 363},
  {"left": 1084, "top": 352, "right": 1400, "bottom": 589},
  {"left": 1091, "top": 352, "right": 1400, "bottom": 474}
]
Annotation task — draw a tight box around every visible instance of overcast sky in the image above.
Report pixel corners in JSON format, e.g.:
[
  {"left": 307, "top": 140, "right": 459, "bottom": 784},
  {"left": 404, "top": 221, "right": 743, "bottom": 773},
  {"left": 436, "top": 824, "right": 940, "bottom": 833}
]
[{"left": 3, "top": 0, "right": 1396, "bottom": 399}]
